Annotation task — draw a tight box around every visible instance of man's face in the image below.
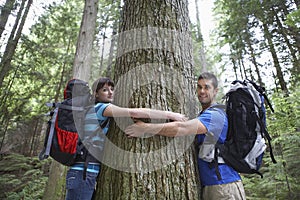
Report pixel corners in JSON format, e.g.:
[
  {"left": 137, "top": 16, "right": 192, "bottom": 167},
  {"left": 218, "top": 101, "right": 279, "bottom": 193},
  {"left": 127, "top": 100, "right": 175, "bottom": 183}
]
[{"left": 197, "top": 78, "right": 218, "bottom": 106}]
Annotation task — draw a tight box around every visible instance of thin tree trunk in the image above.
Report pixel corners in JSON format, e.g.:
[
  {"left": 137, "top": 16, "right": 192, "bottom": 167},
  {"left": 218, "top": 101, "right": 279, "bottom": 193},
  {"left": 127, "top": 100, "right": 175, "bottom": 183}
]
[
  {"left": 229, "top": 51, "right": 239, "bottom": 80},
  {"left": 96, "top": 0, "right": 200, "bottom": 199},
  {"left": 99, "top": 15, "right": 109, "bottom": 73},
  {"left": 0, "top": 0, "right": 16, "bottom": 38},
  {"left": 0, "top": 0, "right": 32, "bottom": 88},
  {"left": 194, "top": 0, "right": 207, "bottom": 72},
  {"left": 29, "top": 118, "right": 39, "bottom": 156},
  {"left": 0, "top": 119, "right": 9, "bottom": 153},
  {"left": 244, "top": 28, "right": 263, "bottom": 86},
  {"left": 0, "top": 64, "right": 18, "bottom": 152},
  {"left": 262, "top": 22, "right": 289, "bottom": 94},
  {"left": 272, "top": 7, "right": 300, "bottom": 82},
  {"left": 106, "top": 20, "right": 118, "bottom": 78}
]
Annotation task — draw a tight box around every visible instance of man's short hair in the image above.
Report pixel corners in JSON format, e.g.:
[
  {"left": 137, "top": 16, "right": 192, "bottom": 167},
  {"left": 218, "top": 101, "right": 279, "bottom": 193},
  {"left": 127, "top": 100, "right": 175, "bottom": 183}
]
[{"left": 198, "top": 72, "right": 218, "bottom": 88}]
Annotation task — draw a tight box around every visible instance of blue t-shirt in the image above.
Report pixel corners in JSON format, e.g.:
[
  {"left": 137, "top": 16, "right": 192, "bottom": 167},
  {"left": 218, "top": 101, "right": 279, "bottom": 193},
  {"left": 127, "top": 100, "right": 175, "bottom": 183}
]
[
  {"left": 196, "top": 106, "right": 241, "bottom": 186},
  {"left": 71, "top": 103, "right": 110, "bottom": 172},
  {"left": 85, "top": 102, "right": 110, "bottom": 135},
  {"left": 83, "top": 102, "right": 110, "bottom": 160}
]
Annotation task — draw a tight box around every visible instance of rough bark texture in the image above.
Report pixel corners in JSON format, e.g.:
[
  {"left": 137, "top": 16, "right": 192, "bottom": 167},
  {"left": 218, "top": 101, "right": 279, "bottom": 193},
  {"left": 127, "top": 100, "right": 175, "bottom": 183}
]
[
  {"left": 72, "top": 0, "right": 98, "bottom": 81},
  {"left": 96, "top": 0, "right": 200, "bottom": 199}
]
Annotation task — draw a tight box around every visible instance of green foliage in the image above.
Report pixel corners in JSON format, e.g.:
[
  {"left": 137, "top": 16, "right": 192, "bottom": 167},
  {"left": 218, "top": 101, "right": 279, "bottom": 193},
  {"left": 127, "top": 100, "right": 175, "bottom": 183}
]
[
  {"left": 213, "top": 0, "right": 298, "bottom": 88},
  {"left": 0, "top": 0, "right": 84, "bottom": 154},
  {"left": 0, "top": 153, "right": 51, "bottom": 200},
  {"left": 242, "top": 83, "right": 300, "bottom": 199},
  {"left": 268, "top": 83, "right": 300, "bottom": 136},
  {"left": 285, "top": 9, "right": 300, "bottom": 28}
]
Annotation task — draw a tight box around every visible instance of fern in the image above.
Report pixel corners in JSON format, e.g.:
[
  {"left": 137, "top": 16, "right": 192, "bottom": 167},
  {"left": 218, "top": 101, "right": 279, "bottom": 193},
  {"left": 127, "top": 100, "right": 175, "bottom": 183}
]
[{"left": 0, "top": 153, "right": 51, "bottom": 200}]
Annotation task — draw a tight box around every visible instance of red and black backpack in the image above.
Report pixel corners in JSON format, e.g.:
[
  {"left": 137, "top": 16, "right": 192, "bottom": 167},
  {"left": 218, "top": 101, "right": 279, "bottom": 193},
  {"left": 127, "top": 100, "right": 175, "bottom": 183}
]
[{"left": 39, "top": 79, "right": 93, "bottom": 166}]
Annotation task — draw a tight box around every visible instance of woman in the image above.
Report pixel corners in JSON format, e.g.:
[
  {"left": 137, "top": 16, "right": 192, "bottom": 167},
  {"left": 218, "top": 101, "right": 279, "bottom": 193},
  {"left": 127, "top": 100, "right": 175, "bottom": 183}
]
[{"left": 65, "top": 77, "right": 187, "bottom": 200}]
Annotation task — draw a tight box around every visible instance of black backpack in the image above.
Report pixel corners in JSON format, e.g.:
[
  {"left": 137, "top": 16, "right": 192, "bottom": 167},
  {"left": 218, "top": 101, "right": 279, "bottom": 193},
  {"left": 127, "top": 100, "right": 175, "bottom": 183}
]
[{"left": 215, "top": 80, "right": 277, "bottom": 178}]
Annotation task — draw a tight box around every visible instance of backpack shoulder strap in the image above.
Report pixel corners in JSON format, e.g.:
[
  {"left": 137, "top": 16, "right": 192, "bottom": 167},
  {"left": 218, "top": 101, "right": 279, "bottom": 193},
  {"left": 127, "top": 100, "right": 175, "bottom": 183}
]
[
  {"left": 39, "top": 107, "right": 59, "bottom": 160},
  {"left": 210, "top": 104, "right": 226, "bottom": 111},
  {"left": 100, "top": 117, "right": 110, "bottom": 129}
]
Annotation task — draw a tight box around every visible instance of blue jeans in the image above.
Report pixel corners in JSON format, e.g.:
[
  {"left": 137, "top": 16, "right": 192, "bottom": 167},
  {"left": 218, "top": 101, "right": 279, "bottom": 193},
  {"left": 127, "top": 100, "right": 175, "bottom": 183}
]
[{"left": 65, "top": 169, "right": 98, "bottom": 200}]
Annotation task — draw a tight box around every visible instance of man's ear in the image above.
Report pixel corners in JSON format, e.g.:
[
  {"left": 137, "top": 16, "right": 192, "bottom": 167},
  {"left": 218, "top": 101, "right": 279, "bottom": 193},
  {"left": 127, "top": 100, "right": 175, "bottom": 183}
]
[{"left": 214, "top": 87, "right": 219, "bottom": 94}]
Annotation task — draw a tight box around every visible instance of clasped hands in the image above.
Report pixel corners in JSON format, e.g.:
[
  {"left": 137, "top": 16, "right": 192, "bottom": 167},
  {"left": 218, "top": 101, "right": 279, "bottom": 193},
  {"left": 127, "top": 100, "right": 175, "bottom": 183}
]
[{"left": 125, "top": 112, "right": 187, "bottom": 138}]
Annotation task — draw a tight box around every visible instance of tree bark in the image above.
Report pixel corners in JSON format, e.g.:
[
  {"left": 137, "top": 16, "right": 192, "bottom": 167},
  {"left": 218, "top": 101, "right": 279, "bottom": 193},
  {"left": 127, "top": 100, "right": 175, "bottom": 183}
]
[
  {"left": 43, "top": 161, "right": 68, "bottom": 200},
  {"left": 72, "top": 0, "right": 99, "bottom": 81},
  {"left": 96, "top": 0, "right": 200, "bottom": 199}
]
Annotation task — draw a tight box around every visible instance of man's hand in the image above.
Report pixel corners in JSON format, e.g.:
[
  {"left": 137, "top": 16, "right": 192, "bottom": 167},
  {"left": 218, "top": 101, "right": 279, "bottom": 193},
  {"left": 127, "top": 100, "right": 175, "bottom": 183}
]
[
  {"left": 125, "top": 121, "right": 151, "bottom": 138},
  {"left": 168, "top": 112, "right": 188, "bottom": 122}
]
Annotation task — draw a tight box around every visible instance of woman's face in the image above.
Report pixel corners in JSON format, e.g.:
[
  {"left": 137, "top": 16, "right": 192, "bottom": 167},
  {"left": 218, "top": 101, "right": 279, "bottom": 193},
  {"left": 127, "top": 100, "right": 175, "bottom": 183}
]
[{"left": 95, "top": 83, "right": 114, "bottom": 103}]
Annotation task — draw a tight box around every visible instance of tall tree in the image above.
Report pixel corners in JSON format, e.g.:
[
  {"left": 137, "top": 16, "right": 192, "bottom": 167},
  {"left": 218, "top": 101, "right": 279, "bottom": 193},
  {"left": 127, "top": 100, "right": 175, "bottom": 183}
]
[
  {"left": 194, "top": 0, "right": 208, "bottom": 72},
  {"left": 72, "top": 0, "right": 99, "bottom": 81},
  {"left": 44, "top": 0, "right": 98, "bottom": 199},
  {"left": 256, "top": 1, "right": 289, "bottom": 94},
  {"left": 0, "top": 0, "right": 32, "bottom": 88},
  {"left": 0, "top": 0, "right": 16, "bottom": 38},
  {"left": 95, "top": 0, "right": 200, "bottom": 199}
]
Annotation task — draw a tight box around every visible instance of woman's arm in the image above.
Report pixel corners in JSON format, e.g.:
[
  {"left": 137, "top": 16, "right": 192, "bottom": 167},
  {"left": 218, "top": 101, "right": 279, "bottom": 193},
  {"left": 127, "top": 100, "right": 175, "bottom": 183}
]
[
  {"left": 103, "top": 104, "right": 187, "bottom": 121},
  {"left": 125, "top": 118, "right": 207, "bottom": 137}
]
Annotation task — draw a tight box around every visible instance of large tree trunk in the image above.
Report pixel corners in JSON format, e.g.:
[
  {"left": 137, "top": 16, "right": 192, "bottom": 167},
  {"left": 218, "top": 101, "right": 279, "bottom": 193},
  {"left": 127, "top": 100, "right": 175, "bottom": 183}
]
[{"left": 96, "top": 0, "right": 200, "bottom": 199}]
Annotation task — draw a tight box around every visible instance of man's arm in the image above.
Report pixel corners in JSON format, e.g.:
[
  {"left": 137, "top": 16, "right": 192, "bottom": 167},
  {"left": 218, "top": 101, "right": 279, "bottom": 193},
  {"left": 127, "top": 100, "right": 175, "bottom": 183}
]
[
  {"left": 103, "top": 104, "right": 187, "bottom": 122},
  {"left": 125, "top": 118, "right": 207, "bottom": 137}
]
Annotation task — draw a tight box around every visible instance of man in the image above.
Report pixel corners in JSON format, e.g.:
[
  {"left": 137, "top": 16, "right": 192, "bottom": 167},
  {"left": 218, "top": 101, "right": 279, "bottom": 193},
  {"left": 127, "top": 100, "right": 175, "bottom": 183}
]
[{"left": 125, "top": 72, "right": 246, "bottom": 200}]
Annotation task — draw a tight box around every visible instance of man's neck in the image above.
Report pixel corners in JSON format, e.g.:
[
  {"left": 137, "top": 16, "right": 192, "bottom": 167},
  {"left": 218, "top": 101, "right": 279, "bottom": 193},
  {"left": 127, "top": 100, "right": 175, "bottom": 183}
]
[{"left": 201, "top": 102, "right": 215, "bottom": 111}]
